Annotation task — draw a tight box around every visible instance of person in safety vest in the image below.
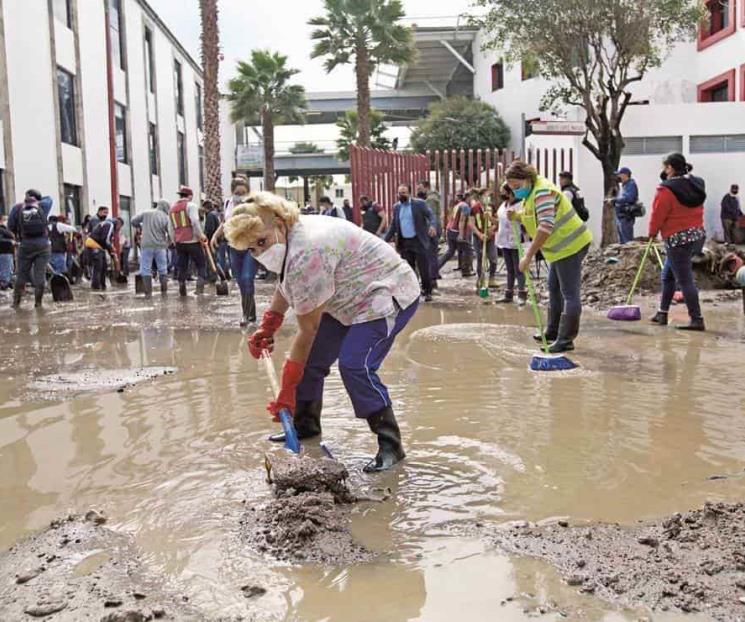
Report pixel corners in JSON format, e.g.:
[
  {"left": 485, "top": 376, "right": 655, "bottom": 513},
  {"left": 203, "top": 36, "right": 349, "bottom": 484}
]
[
  {"left": 224, "top": 192, "right": 421, "bottom": 473},
  {"left": 505, "top": 161, "right": 593, "bottom": 353},
  {"left": 86, "top": 216, "right": 122, "bottom": 290},
  {"left": 168, "top": 186, "right": 207, "bottom": 297}
]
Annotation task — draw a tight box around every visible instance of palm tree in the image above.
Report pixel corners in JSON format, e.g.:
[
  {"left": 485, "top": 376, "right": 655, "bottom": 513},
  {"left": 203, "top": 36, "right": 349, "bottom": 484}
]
[
  {"left": 199, "top": 0, "right": 222, "bottom": 205},
  {"left": 227, "top": 51, "right": 307, "bottom": 192},
  {"left": 336, "top": 109, "right": 390, "bottom": 161},
  {"left": 309, "top": 0, "right": 415, "bottom": 148}
]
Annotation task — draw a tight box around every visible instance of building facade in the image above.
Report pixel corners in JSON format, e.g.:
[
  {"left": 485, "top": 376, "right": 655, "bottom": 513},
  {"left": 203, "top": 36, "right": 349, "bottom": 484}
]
[{"left": 0, "top": 0, "right": 208, "bottom": 239}]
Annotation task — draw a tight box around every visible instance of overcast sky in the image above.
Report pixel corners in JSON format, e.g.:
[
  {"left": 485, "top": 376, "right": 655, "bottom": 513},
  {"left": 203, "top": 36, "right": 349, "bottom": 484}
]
[{"left": 148, "top": 0, "right": 474, "bottom": 91}]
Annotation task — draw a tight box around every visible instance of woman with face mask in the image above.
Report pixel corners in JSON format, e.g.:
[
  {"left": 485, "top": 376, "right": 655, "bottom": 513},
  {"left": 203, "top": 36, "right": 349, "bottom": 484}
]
[
  {"left": 648, "top": 153, "right": 707, "bottom": 331},
  {"left": 505, "top": 161, "right": 593, "bottom": 353},
  {"left": 224, "top": 192, "right": 421, "bottom": 472}
]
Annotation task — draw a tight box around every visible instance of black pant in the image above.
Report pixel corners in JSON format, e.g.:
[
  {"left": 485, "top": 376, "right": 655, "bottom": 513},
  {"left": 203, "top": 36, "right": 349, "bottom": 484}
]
[
  {"left": 176, "top": 243, "right": 206, "bottom": 282},
  {"left": 90, "top": 249, "right": 107, "bottom": 290},
  {"left": 15, "top": 245, "right": 50, "bottom": 293},
  {"left": 401, "top": 237, "right": 432, "bottom": 296}
]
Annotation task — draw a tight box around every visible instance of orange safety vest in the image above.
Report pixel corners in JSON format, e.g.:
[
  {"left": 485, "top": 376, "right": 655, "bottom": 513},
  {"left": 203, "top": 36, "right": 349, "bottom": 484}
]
[{"left": 170, "top": 198, "right": 194, "bottom": 243}]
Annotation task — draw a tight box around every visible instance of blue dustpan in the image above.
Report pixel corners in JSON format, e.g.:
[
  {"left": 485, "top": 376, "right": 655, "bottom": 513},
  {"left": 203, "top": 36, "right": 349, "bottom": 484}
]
[
  {"left": 530, "top": 352, "right": 578, "bottom": 372},
  {"left": 278, "top": 409, "right": 301, "bottom": 454}
]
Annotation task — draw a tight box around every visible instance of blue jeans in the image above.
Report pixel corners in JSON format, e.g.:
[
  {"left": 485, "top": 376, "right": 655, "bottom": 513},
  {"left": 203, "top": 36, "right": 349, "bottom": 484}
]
[
  {"left": 615, "top": 214, "right": 635, "bottom": 244},
  {"left": 547, "top": 243, "right": 590, "bottom": 332},
  {"left": 217, "top": 240, "right": 230, "bottom": 274},
  {"left": 139, "top": 247, "right": 168, "bottom": 277},
  {"left": 229, "top": 247, "right": 258, "bottom": 296},
  {"left": 0, "top": 254, "right": 13, "bottom": 285},
  {"left": 296, "top": 300, "right": 418, "bottom": 418},
  {"left": 660, "top": 240, "right": 703, "bottom": 319},
  {"left": 49, "top": 252, "right": 67, "bottom": 274}
]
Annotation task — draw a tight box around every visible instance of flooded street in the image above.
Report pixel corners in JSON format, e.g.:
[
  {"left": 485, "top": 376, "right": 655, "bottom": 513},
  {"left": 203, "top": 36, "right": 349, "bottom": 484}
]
[{"left": 1, "top": 279, "right": 745, "bottom": 621}]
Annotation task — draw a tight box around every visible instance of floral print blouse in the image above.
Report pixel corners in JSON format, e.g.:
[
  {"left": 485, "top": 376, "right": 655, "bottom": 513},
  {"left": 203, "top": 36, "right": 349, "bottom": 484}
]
[{"left": 279, "top": 215, "right": 420, "bottom": 325}]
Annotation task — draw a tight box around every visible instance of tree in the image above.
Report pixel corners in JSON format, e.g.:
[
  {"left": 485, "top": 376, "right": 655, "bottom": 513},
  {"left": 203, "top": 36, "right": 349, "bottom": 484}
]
[
  {"left": 472, "top": 0, "right": 701, "bottom": 245},
  {"left": 410, "top": 96, "right": 510, "bottom": 153},
  {"left": 227, "top": 50, "right": 307, "bottom": 192},
  {"left": 289, "top": 142, "right": 324, "bottom": 155},
  {"left": 199, "top": 0, "right": 222, "bottom": 206},
  {"left": 336, "top": 108, "right": 391, "bottom": 161},
  {"left": 309, "top": 0, "right": 415, "bottom": 148}
]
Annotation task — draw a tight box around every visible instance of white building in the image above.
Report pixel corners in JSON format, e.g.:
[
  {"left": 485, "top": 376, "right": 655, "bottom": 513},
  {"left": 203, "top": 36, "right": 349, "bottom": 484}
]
[
  {"left": 470, "top": 0, "right": 745, "bottom": 240},
  {"left": 0, "top": 0, "right": 224, "bottom": 238}
]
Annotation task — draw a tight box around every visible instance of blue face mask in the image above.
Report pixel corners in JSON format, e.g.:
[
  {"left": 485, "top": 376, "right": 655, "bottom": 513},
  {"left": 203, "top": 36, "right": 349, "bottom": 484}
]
[{"left": 514, "top": 186, "right": 531, "bottom": 200}]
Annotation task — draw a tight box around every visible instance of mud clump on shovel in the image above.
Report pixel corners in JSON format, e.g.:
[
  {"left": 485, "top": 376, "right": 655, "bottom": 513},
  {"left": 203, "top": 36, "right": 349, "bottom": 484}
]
[{"left": 242, "top": 455, "right": 373, "bottom": 564}]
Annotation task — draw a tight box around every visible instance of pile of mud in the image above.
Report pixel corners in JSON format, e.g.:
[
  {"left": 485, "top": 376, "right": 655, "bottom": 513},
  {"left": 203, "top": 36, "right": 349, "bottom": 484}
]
[
  {"left": 0, "top": 511, "right": 201, "bottom": 621},
  {"left": 241, "top": 455, "right": 373, "bottom": 564},
  {"left": 488, "top": 501, "right": 745, "bottom": 621},
  {"left": 580, "top": 241, "right": 745, "bottom": 310}
]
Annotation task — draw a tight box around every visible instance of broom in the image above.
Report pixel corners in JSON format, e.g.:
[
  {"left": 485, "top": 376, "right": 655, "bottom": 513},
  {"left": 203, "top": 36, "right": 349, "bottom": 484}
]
[
  {"left": 512, "top": 223, "right": 577, "bottom": 372},
  {"left": 478, "top": 210, "right": 490, "bottom": 299},
  {"left": 261, "top": 351, "right": 301, "bottom": 454},
  {"left": 607, "top": 238, "right": 654, "bottom": 321}
]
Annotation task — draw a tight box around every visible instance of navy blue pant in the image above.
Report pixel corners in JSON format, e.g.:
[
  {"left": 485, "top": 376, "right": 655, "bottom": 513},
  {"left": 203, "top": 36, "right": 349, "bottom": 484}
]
[
  {"left": 615, "top": 213, "right": 635, "bottom": 244},
  {"left": 660, "top": 240, "right": 703, "bottom": 319},
  {"left": 229, "top": 247, "right": 258, "bottom": 296},
  {"left": 296, "top": 300, "right": 419, "bottom": 419}
]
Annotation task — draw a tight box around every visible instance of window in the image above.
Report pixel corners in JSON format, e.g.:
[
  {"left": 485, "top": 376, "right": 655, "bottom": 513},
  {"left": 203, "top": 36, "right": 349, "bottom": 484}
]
[
  {"left": 698, "top": 0, "right": 736, "bottom": 50},
  {"left": 53, "top": 0, "right": 72, "bottom": 28},
  {"left": 335, "top": 188, "right": 344, "bottom": 198},
  {"left": 57, "top": 68, "right": 77, "bottom": 145},
  {"left": 109, "top": 0, "right": 126, "bottom": 70},
  {"left": 174, "top": 59, "right": 184, "bottom": 116},
  {"left": 195, "top": 82, "right": 203, "bottom": 130},
  {"left": 114, "top": 103, "right": 128, "bottom": 163},
  {"left": 698, "top": 69, "right": 735, "bottom": 102},
  {"left": 63, "top": 184, "right": 82, "bottom": 226},
  {"left": 198, "top": 145, "right": 204, "bottom": 192},
  {"left": 623, "top": 136, "right": 683, "bottom": 156},
  {"left": 119, "top": 196, "right": 132, "bottom": 247},
  {"left": 491, "top": 62, "right": 504, "bottom": 92},
  {"left": 690, "top": 134, "right": 745, "bottom": 153},
  {"left": 144, "top": 28, "right": 155, "bottom": 93},
  {"left": 148, "top": 123, "right": 159, "bottom": 175},
  {"left": 521, "top": 55, "right": 539, "bottom": 81},
  {"left": 177, "top": 131, "right": 186, "bottom": 186}
]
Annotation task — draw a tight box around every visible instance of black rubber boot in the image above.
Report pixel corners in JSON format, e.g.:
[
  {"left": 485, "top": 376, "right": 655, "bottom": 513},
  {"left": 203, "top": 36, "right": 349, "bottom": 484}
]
[
  {"left": 34, "top": 286, "right": 44, "bottom": 309},
  {"left": 195, "top": 277, "right": 205, "bottom": 295},
  {"left": 240, "top": 294, "right": 256, "bottom": 327},
  {"left": 533, "top": 329, "right": 558, "bottom": 343},
  {"left": 547, "top": 314, "right": 580, "bottom": 353},
  {"left": 142, "top": 275, "right": 153, "bottom": 299},
  {"left": 12, "top": 285, "right": 23, "bottom": 309},
  {"left": 677, "top": 316, "right": 705, "bottom": 332},
  {"left": 178, "top": 281, "right": 187, "bottom": 297},
  {"left": 495, "top": 290, "right": 514, "bottom": 303},
  {"left": 268, "top": 400, "right": 322, "bottom": 443},
  {"left": 650, "top": 311, "right": 668, "bottom": 326},
  {"left": 159, "top": 275, "right": 168, "bottom": 295},
  {"left": 517, "top": 290, "right": 528, "bottom": 306},
  {"left": 363, "top": 406, "right": 405, "bottom": 473}
]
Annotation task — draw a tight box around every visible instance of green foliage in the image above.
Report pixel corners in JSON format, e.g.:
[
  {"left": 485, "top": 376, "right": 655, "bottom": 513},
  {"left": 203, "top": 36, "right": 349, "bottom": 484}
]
[
  {"left": 336, "top": 109, "right": 391, "bottom": 161},
  {"left": 227, "top": 50, "right": 307, "bottom": 125},
  {"left": 289, "top": 142, "right": 324, "bottom": 154},
  {"left": 309, "top": 0, "right": 415, "bottom": 73},
  {"left": 409, "top": 96, "right": 510, "bottom": 153}
]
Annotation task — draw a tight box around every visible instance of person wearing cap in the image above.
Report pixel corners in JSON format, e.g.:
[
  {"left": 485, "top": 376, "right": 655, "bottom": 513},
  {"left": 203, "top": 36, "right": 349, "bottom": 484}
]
[
  {"left": 611, "top": 167, "right": 638, "bottom": 244},
  {"left": 169, "top": 186, "right": 207, "bottom": 297},
  {"left": 721, "top": 184, "right": 742, "bottom": 244}
]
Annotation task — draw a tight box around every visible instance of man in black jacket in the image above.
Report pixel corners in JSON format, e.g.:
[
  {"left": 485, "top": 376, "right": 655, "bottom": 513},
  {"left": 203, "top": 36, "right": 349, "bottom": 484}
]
[
  {"left": 721, "top": 184, "right": 742, "bottom": 244},
  {"left": 384, "top": 183, "right": 436, "bottom": 301},
  {"left": 8, "top": 189, "right": 50, "bottom": 308}
]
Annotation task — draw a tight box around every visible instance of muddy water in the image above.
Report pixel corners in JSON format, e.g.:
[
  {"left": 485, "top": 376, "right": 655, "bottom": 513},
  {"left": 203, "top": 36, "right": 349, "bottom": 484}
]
[{"left": 1, "top": 280, "right": 745, "bottom": 621}]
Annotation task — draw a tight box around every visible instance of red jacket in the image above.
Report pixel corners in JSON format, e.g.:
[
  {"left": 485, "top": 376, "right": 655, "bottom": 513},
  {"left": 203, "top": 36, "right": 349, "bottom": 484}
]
[{"left": 648, "top": 185, "right": 704, "bottom": 240}]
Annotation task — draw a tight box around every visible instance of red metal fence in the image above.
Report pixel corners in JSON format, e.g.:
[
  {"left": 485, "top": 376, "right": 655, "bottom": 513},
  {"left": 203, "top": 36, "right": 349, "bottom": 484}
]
[{"left": 349, "top": 145, "right": 574, "bottom": 224}]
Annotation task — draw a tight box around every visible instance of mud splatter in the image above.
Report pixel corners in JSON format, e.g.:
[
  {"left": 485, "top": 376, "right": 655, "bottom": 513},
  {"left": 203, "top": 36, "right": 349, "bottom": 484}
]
[
  {"left": 484, "top": 501, "right": 745, "bottom": 621},
  {"left": 241, "top": 455, "right": 373, "bottom": 564},
  {"left": 29, "top": 367, "right": 176, "bottom": 398},
  {"left": 0, "top": 513, "right": 202, "bottom": 621}
]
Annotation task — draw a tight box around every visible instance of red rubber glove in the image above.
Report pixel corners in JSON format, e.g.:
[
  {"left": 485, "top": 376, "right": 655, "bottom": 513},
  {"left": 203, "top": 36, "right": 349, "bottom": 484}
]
[
  {"left": 247, "top": 310, "right": 284, "bottom": 359},
  {"left": 267, "top": 359, "right": 305, "bottom": 421}
]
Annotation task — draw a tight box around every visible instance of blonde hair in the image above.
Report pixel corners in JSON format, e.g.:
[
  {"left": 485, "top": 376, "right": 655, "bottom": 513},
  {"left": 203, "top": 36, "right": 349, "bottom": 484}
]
[
  {"left": 505, "top": 161, "right": 538, "bottom": 184},
  {"left": 223, "top": 191, "right": 300, "bottom": 251}
]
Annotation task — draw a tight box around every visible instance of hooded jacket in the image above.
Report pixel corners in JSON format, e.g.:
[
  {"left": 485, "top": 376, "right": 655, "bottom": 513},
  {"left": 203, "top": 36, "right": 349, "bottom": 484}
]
[
  {"left": 131, "top": 201, "right": 172, "bottom": 249},
  {"left": 648, "top": 175, "right": 706, "bottom": 240}
]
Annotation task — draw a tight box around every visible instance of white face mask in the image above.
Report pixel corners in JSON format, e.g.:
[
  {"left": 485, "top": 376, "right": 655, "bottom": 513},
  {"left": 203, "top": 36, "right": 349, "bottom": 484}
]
[{"left": 256, "top": 230, "right": 286, "bottom": 273}]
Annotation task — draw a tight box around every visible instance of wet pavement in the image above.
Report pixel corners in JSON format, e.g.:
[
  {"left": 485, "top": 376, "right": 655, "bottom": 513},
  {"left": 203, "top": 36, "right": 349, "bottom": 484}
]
[{"left": 1, "top": 273, "right": 744, "bottom": 621}]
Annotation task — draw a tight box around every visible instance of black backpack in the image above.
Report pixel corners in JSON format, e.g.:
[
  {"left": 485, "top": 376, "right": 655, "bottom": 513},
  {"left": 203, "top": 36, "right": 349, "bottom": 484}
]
[
  {"left": 567, "top": 185, "right": 589, "bottom": 222},
  {"left": 20, "top": 203, "right": 47, "bottom": 238}
]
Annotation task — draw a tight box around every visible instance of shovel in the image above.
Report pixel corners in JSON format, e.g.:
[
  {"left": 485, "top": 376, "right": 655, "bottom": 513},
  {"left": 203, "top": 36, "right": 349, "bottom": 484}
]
[
  {"left": 203, "top": 242, "right": 229, "bottom": 296},
  {"left": 261, "top": 351, "right": 301, "bottom": 454},
  {"left": 50, "top": 273, "right": 73, "bottom": 302},
  {"left": 607, "top": 238, "right": 653, "bottom": 321}
]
